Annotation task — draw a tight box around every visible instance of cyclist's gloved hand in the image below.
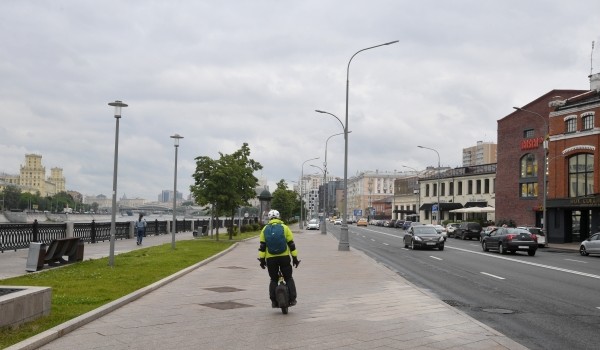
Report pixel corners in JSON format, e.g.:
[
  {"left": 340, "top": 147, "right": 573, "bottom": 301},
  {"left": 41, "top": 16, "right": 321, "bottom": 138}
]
[
  {"left": 258, "top": 258, "right": 266, "bottom": 269},
  {"left": 292, "top": 256, "right": 300, "bottom": 268}
]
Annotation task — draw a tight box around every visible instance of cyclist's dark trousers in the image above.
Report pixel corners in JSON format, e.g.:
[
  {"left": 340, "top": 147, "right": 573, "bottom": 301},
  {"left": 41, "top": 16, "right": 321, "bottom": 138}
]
[{"left": 266, "top": 255, "right": 297, "bottom": 302}]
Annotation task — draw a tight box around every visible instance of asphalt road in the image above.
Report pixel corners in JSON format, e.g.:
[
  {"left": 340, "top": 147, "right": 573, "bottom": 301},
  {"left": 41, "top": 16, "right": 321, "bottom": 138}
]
[{"left": 326, "top": 223, "right": 600, "bottom": 350}]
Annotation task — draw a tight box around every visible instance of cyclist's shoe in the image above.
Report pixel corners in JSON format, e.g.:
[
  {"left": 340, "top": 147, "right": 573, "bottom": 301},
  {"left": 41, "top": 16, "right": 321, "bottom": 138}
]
[
  {"left": 271, "top": 300, "right": 278, "bottom": 308},
  {"left": 289, "top": 299, "right": 297, "bottom": 306}
]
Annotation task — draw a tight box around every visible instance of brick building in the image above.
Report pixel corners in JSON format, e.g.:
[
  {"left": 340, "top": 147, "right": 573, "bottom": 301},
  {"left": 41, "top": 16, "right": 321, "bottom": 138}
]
[{"left": 497, "top": 74, "right": 600, "bottom": 243}]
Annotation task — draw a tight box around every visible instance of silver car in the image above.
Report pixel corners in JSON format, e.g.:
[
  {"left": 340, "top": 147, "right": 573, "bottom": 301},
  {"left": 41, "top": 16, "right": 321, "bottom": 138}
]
[
  {"left": 306, "top": 219, "right": 320, "bottom": 230},
  {"left": 580, "top": 232, "right": 600, "bottom": 256}
]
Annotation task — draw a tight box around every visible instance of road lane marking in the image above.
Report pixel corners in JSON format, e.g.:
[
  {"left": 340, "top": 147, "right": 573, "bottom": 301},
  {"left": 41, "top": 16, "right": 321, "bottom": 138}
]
[
  {"left": 564, "top": 259, "right": 587, "bottom": 263},
  {"left": 383, "top": 243, "right": 389, "bottom": 246},
  {"left": 447, "top": 246, "right": 600, "bottom": 280},
  {"left": 371, "top": 239, "right": 376, "bottom": 242},
  {"left": 430, "top": 256, "right": 442, "bottom": 261},
  {"left": 481, "top": 272, "right": 505, "bottom": 280}
]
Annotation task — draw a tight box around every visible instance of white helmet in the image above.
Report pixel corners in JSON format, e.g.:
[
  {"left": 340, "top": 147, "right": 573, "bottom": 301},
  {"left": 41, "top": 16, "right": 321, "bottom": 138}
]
[{"left": 268, "top": 209, "right": 280, "bottom": 219}]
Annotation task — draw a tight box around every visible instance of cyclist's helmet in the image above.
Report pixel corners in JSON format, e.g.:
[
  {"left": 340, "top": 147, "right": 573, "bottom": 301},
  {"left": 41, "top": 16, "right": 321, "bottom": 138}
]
[{"left": 267, "top": 209, "right": 280, "bottom": 219}]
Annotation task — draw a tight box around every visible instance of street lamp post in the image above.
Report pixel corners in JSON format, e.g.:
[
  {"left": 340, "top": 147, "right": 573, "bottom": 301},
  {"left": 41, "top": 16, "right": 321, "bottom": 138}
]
[
  {"left": 317, "top": 39, "right": 398, "bottom": 251},
  {"left": 321, "top": 131, "right": 346, "bottom": 235},
  {"left": 310, "top": 164, "right": 327, "bottom": 234},
  {"left": 170, "top": 134, "right": 183, "bottom": 250},
  {"left": 107, "top": 100, "right": 127, "bottom": 267},
  {"left": 300, "top": 157, "right": 319, "bottom": 229},
  {"left": 402, "top": 165, "right": 421, "bottom": 221},
  {"left": 514, "top": 107, "right": 549, "bottom": 244},
  {"left": 418, "top": 146, "right": 441, "bottom": 225}
]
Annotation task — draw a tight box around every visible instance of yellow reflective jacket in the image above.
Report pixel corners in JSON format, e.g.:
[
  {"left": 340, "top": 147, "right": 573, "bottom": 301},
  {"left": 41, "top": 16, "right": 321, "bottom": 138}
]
[{"left": 258, "top": 219, "right": 298, "bottom": 259}]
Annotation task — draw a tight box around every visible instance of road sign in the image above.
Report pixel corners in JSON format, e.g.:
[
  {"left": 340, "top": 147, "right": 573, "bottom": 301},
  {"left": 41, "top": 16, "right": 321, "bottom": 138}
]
[
  {"left": 432, "top": 204, "right": 438, "bottom": 212},
  {"left": 354, "top": 209, "right": 363, "bottom": 216}
]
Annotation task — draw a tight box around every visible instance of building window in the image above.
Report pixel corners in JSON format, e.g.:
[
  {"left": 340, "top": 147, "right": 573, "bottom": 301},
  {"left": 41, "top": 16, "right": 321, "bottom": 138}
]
[
  {"left": 521, "top": 182, "right": 538, "bottom": 198},
  {"left": 425, "top": 184, "right": 430, "bottom": 197},
  {"left": 523, "top": 129, "right": 534, "bottom": 138},
  {"left": 458, "top": 181, "right": 463, "bottom": 195},
  {"left": 565, "top": 118, "right": 577, "bottom": 133},
  {"left": 582, "top": 114, "right": 594, "bottom": 130},
  {"left": 449, "top": 182, "right": 454, "bottom": 195},
  {"left": 484, "top": 179, "right": 490, "bottom": 193},
  {"left": 520, "top": 154, "right": 537, "bottom": 178},
  {"left": 569, "top": 154, "right": 594, "bottom": 197},
  {"left": 468, "top": 180, "right": 473, "bottom": 195},
  {"left": 441, "top": 182, "right": 445, "bottom": 196},
  {"left": 476, "top": 179, "right": 481, "bottom": 194}
]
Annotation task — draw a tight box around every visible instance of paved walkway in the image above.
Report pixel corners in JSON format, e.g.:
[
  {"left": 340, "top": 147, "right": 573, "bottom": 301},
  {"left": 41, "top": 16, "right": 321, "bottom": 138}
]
[{"left": 2, "top": 225, "right": 538, "bottom": 350}]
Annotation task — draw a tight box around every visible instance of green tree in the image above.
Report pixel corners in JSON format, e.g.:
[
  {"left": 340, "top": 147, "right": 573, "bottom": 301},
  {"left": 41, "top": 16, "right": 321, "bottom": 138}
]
[
  {"left": 2, "top": 185, "right": 21, "bottom": 210},
  {"left": 190, "top": 143, "right": 263, "bottom": 240},
  {"left": 271, "top": 179, "right": 300, "bottom": 222}
]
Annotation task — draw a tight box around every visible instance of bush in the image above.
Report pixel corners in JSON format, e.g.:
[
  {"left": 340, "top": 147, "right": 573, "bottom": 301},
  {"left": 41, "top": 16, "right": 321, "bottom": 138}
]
[{"left": 496, "top": 218, "right": 516, "bottom": 227}]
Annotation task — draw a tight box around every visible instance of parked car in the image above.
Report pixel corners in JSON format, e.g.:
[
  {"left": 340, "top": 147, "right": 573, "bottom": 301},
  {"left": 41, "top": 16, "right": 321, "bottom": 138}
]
[
  {"left": 579, "top": 232, "right": 600, "bottom": 256},
  {"left": 446, "top": 223, "right": 460, "bottom": 236},
  {"left": 357, "top": 218, "right": 368, "bottom": 227},
  {"left": 394, "top": 220, "right": 405, "bottom": 228},
  {"left": 403, "top": 225, "right": 445, "bottom": 250},
  {"left": 306, "top": 218, "right": 320, "bottom": 230},
  {"left": 454, "top": 222, "right": 482, "bottom": 240},
  {"left": 481, "top": 227, "right": 538, "bottom": 256},
  {"left": 480, "top": 226, "right": 497, "bottom": 241},
  {"left": 517, "top": 226, "right": 546, "bottom": 247},
  {"left": 430, "top": 224, "right": 447, "bottom": 240},
  {"left": 333, "top": 218, "right": 342, "bottom": 225}
]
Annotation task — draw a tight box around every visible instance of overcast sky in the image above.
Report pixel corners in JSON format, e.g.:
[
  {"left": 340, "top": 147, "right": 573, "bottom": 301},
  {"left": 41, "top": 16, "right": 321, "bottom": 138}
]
[{"left": 1, "top": 1, "right": 599, "bottom": 201}]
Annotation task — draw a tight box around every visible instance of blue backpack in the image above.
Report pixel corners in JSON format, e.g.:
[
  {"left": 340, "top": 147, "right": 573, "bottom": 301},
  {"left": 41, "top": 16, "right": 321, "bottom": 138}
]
[{"left": 264, "top": 223, "right": 287, "bottom": 254}]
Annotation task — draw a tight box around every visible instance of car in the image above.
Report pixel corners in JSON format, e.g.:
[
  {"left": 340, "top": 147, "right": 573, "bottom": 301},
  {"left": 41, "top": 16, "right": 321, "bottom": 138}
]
[
  {"left": 357, "top": 218, "right": 368, "bottom": 227},
  {"left": 579, "top": 232, "right": 600, "bottom": 256},
  {"left": 517, "top": 226, "right": 546, "bottom": 247},
  {"left": 480, "top": 226, "right": 497, "bottom": 241},
  {"left": 453, "top": 222, "right": 482, "bottom": 240},
  {"left": 403, "top": 225, "right": 445, "bottom": 250},
  {"left": 429, "top": 224, "right": 447, "bottom": 240},
  {"left": 445, "top": 223, "right": 460, "bottom": 236},
  {"left": 306, "top": 219, "right": 320, "bottom": 230},
  {"left": 394, "top": 220, "right": 405, "bottom": 228},
  {"left": 333, "top": 218, "right": 342, "bottom": 225},
  {"left": 481, "top": 227, "right": 538, "bottom": 256},
  {"left": 403, "top": 221, "right": 422, "bottom": 230}
]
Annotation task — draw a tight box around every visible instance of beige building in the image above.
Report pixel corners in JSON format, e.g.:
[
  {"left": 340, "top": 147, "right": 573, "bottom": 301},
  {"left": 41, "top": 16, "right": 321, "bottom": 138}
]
[
  {"left": 462, "top": 141, "right": 497, "bottom": 166},
  {"left": 346, "top": 170, "right": 409, "bottom": 219},
  {"left": 0, "top": 154, "right": 65, "bottom": 196}
]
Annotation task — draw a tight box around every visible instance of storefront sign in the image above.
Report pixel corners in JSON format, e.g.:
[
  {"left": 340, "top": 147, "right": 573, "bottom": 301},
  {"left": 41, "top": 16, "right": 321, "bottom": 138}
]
[
  {"left": 520, "top": 137, "right": 544, "bottom": 150},
  {"left": 570, "top": 197, "right": 600, "bottom": 206}
]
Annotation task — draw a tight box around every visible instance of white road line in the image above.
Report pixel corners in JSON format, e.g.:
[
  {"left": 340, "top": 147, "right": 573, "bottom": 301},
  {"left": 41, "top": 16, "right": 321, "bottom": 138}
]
[
  {"left": 371, "top": 239, "right": 376, "bottom": 242},
  {"left": 481, "top": 272, "right": 505, "bottom": 280},
  {"left": 383, "top": 243, "right": 389, "bottom": 246},
  {"left": 447, "top": 246, "right": 600, "bottom": 280},
  {"left": 430, "top": 256, "right": 442, "bottom": 261},
  {"left": 564, "top": 259, "right": 587, "bottom": 263}
]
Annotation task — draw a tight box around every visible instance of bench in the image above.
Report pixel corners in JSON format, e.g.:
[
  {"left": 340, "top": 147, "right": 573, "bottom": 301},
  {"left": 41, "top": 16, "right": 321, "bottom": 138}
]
[{"left": 43, "top": 237, "right": 84, "bottom": 266}]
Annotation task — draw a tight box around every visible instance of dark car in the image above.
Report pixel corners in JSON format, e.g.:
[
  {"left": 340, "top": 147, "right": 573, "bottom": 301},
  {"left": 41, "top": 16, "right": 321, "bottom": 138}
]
[
  {"left": 403, "top": 225, "right": 445, "bottom": 250},
  {"left": 454, "top": 222, "right": 482, "bottom": 240},
  {"left": 482, "top": 227, "right": 538, "bottom": 256},
  {"left": 394, "top": 220, "right": 405, "bottom": 228}
]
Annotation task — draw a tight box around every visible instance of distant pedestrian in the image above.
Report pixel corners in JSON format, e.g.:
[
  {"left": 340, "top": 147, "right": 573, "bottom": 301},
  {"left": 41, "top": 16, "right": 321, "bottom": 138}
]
[{"left": 135, "top": 214, "right": 147, "bottom": 245}]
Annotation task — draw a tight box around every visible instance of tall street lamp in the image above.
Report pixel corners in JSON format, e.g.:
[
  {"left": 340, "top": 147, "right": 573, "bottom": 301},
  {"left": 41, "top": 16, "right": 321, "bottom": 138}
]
[
  {"left": 317, "top": 40, "right": 398, "bottom": 251},
  {"left": 418, "top": 146, "right": 441, "bottom": 225},
  {"left": 170, "top": 133, "right": 183, "bottom": 250},
  {"left": 402, "top": 165, "right": 421, "bottom": 221},
  {"left": 300, "top": 157, "right": 319, "bottom": 229},
  {"left": 514, "top": 106, "right": 549, "bottom": 243},
  {"left": 321, "top": 131, "right": 347, "bottom": 235},
  {"left": 107, "top": 100, "right": 127, "bottom": 267},
  {"left": 310, "top": 164, "right": 327, "bottom": 234}
]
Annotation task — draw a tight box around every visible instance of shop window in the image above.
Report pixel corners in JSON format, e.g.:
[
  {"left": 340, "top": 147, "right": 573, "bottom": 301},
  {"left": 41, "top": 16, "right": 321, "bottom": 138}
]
[
  {"left": 582, "top": 114, "right": 594, "bottom": 130},
  {"left": 569, "top": 154, "right": 594, "bottom": 197},
  {"left": 520, "top": 154, "right": 537, "bottom": 178},
  {"left": 520, "top": 182, "right": 538, "bottom": 198},
  {"left": 523, "top": 129, "right": 534, "bottom": 138},
  {"left": 565, "top": 118, "right": 577, "bottom": 133}
]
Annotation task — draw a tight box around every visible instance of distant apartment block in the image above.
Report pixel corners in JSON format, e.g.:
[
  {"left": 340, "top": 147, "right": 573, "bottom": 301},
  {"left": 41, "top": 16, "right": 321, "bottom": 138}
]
[
  {"left": 158, "top": 190, "right": 183, "bottom": 203},
  {"left": 462, "top": 141, "right": 497, "bottom": 166}
]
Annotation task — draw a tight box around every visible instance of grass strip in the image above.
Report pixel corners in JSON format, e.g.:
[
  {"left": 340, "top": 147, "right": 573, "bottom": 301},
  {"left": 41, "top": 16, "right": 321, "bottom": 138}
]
[{"left": 0, "top": 233, "right": 257, "bottom": 349}]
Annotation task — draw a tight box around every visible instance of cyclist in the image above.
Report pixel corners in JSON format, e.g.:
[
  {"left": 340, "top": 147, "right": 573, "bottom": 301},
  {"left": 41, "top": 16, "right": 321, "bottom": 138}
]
[{"left": 258, "top": 209, "right": 300, "bottom": 307}]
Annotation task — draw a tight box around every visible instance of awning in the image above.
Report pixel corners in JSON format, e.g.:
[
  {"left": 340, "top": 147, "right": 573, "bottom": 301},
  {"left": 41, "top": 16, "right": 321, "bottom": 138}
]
[
  {"left": 393, "top": 209, "right": 416, "bottom": 214},
  {"left": 419, "top": 203, "right": 463, "bottom": 211},
  {"left": 464, "top": 201, "right": 487, "bottom": 208}
]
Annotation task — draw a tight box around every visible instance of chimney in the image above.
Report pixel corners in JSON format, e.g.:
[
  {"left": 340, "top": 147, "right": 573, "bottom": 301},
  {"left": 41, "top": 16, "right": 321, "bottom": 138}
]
[{"left": 589, "top": 73, "right": 600, "bottom": 92}]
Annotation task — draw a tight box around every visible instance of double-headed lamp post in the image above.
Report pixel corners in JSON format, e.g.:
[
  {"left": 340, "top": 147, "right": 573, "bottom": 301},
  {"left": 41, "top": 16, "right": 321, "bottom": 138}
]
[
  {"left": 108, "top": 100, "right": 127, "bottom": 267},
  {"left": 402, "top": 165, "right": 421, "bottom": 220},
  {"left": 514, "top": 107, "right": 549, "bottom": 243},
  {"left": 418, "top": 146, "right": 441, "bottom": 225},
  {"left": 300, "top": 157, "right": 319, "bottom": 229},
  {"left": 170, "top": 134, "right": 183, "bottom": 250}
]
